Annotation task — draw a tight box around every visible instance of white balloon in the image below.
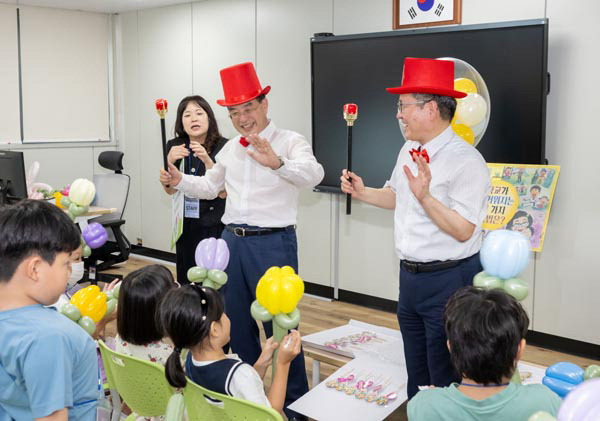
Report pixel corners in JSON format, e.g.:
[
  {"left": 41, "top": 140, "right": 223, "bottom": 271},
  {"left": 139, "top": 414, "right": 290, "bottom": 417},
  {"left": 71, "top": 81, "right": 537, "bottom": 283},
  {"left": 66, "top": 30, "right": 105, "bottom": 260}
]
[
  {"left": 69, "top": 178, "right": 96, "bottom": 207},
  {"left": 456, "top": 93, "right": 488, "bottom": 127}
]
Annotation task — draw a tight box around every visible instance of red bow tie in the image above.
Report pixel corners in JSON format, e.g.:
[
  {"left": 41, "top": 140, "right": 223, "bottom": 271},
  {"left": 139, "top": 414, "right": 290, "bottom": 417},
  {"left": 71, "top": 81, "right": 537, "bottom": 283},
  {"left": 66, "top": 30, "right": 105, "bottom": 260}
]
[
  {"left": 409, "top": 147, "right": 429, "bottom": 163},
  {"left": 239, "top": 137, "right": 249, "bottom": 147}
]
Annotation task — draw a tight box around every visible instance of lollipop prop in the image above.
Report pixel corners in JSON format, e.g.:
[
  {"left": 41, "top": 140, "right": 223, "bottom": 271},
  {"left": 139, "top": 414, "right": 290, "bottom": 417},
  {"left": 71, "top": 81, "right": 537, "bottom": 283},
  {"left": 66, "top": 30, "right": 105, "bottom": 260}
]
[
  {"left": 155, "top": 99, "right": 170, "bottom": 179},
  {"left": 343, "top": 103, "right": 358, "bottom": 215}
]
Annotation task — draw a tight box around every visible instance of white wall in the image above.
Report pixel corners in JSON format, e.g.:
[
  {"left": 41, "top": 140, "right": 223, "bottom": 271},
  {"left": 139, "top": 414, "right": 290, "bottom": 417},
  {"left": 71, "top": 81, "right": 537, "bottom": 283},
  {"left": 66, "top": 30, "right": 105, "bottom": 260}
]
[{"left": 534, "top": 1, "right": 600, "bottom": 344}]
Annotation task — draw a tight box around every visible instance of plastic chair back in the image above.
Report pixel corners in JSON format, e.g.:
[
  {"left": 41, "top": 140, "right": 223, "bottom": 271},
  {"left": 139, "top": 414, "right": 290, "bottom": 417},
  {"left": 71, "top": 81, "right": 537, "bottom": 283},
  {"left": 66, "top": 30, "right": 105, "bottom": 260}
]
[
  {"left": 98, "top": 339, "right": 174, "bottom": 418},
  {"left": 183, "top": 377, "right": 283, "bottom": 421}
]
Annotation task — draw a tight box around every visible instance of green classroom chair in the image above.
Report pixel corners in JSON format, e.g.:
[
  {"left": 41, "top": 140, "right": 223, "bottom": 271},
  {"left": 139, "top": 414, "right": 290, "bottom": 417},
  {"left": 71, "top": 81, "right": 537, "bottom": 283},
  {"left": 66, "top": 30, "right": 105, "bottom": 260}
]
[
  {"left": 98, "top": 339, "right": 175, "bottom": 421},
  {"left": 183, "top": 376, "right": 283, "bottom": 421}
]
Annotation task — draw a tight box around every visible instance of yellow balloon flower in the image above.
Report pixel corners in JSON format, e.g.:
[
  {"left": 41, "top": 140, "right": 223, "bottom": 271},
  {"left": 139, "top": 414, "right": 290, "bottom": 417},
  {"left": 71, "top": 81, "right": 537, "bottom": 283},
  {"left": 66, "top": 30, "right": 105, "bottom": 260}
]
[
  {"left": 256, "top": 266, "right": 304, "bottom": 315},
  {"left": 454, "top": 78, "right": 478, "bottom": 94},
  {"left": 452, "top": 122, "right": 475, "bottom": 145},
  {"left": 70, "top": 285, "right": 107, "bottom": 323}
]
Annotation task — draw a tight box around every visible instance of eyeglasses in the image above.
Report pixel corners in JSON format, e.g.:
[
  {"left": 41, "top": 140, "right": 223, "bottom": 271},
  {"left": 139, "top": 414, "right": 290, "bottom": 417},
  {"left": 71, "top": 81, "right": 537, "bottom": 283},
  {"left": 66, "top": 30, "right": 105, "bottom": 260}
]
[
  {"left": 228, "top": 101, "right": 261, "bottom": 120},
  {"left": 397, "top": 100, "right": 431, "bottom": 113}
]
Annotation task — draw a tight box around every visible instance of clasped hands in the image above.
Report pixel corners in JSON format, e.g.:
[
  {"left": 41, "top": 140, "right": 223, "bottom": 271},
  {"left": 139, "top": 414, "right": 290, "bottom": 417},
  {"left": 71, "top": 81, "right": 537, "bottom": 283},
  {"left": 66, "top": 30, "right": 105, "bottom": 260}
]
[{"left": 160, "top": 134, "right": 280, "bottom": 188}]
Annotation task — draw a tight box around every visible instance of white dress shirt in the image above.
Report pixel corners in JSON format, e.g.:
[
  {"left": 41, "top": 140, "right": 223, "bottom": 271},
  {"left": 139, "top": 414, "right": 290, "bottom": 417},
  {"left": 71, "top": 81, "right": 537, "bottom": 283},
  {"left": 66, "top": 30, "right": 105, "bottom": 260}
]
[
  {"left": 175, "top": 121, "right": 324, "bottom": 227},
  {"left": 386, "top": 125, "right": 490, "bottom": 262}
]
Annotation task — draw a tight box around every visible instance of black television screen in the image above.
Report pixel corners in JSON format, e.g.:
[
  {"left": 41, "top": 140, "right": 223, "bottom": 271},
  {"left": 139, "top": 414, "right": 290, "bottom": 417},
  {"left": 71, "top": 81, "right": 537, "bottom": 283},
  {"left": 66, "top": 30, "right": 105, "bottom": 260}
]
[{"left": 311, "top": 19, "right": 549, "bottom": 192}]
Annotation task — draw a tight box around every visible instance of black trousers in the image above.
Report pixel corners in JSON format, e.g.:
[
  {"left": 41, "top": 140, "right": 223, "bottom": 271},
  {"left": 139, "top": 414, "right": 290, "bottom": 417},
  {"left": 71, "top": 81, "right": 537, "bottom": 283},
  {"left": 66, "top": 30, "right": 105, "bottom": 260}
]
[
  {"left": 174, "top": 218, "right": 224, "bottom": 284},
  {"left": 398, "top": 253, "right": 482, "bottom": 399}
]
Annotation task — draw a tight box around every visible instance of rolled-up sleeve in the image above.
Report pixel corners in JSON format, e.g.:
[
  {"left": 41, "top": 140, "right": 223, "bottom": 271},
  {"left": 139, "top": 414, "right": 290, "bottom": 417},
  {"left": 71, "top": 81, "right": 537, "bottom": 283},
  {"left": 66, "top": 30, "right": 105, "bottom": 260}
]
[{"left": 274, "top": 135, "right": 324, "bottom": 188}]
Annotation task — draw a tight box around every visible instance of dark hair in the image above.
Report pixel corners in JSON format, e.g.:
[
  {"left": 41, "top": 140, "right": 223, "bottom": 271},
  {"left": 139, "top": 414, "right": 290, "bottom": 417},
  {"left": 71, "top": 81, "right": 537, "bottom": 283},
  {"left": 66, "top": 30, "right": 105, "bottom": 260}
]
[
  {"left": 117, "top": 264, "right": 176, "bottom": 345},
  {"left": 445, "top": 286, "right": 529, "bottom": 385},
  {"left": 174, "top": 95, "right": 222, "bottom": 155},
  {"left": 157, "top": 285, "right": 225, "bottom": 388},
  {"left": 530, "top": 185, "right": 541, "bottom": 192},
  {"left": 0, "top": 199, "right": 80, "bottom": 282},
  {"left": 413, "top": 93, "right": 457, "bottom": 121},
  {"left": 507, "top": 210, "right": 533, "bottom": 230}
]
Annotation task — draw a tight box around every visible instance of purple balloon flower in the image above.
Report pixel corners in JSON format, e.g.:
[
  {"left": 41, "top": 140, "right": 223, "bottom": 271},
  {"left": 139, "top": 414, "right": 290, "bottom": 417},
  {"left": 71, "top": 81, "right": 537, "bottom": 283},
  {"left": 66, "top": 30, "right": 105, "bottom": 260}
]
[
  {"left": 82, "top": 222, "right": 108, "bottom": 249},
  {"left": 194, "top": 237, "right": 230, "bottom": 270}
]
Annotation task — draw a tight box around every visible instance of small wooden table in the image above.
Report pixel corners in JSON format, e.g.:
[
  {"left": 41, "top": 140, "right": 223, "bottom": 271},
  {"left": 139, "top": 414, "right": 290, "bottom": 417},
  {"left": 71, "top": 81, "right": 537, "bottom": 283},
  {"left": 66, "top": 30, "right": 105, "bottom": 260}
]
[
  {"left": 303, "top": 343, "right": 352, "bottom": 388},
  {"left": 73, "top": 206, "right": 117, "bottom": 229}
]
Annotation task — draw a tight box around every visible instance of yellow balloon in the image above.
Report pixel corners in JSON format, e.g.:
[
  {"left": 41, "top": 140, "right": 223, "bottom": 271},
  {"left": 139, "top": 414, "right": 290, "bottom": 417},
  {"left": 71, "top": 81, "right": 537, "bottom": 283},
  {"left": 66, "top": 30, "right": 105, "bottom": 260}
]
[
  {"left": 70, "top": 285, "right": 107, "bottom": 323},
  {"left": 454, "top": 78, "right": 478, "bottom": 94},
  {"left": 279, "top": 281, "right": 297, "bottom": 314},
  {"left": 281, "top": 266, "right": 295, "bottom": 276},
  {"left": 255, "top": 266, "right": 305, "bottom": 315},
  {"left": 452, "top": 122, "right": 475, "bottom": 145}
]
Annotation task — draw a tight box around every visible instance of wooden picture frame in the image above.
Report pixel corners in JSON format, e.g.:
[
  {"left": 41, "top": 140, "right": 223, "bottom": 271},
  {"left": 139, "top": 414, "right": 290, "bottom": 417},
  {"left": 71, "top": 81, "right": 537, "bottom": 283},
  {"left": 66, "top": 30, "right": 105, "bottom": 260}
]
[{"left": 393, "top": 0, "right": 462, "bottom": 30}]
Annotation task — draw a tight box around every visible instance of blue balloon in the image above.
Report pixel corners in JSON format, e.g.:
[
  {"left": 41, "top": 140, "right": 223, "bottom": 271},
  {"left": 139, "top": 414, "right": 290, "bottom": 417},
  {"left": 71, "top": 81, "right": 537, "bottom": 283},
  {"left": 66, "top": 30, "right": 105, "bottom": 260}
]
[
  {"left": 542, "top": 376, "right": 578, "bottom": 398},
  {"left": 546, "top": 362, "right": 584, "bottom": 385},
  {"left": 542, "top": 362, "right": 584, "bottom": 398},
  {"left": 480, "top": 230, "right": 530, "bottom": 279}
]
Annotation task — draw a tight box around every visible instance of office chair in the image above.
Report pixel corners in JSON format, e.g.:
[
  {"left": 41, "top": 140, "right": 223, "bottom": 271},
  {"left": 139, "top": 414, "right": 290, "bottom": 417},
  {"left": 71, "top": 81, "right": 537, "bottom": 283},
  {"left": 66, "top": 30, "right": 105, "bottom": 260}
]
[{"left": 84, "top": 151, "right": 131, "bottom": 284}]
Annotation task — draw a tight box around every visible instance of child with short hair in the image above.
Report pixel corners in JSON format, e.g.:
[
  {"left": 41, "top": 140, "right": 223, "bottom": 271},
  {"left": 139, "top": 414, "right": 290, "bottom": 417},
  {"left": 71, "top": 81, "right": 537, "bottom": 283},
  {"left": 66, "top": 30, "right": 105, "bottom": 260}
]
[
  {"left": 115, "top": 264, "right": 178, "bottom": 364},
  {"left": 408, "top": 286, "right": 561, "bottom": 420},
  {"left": 0, "top": 200, "right": 98, "bottom": 420},
  {"left": 157, "top": 285, "right": 301, "bottom": 415}
]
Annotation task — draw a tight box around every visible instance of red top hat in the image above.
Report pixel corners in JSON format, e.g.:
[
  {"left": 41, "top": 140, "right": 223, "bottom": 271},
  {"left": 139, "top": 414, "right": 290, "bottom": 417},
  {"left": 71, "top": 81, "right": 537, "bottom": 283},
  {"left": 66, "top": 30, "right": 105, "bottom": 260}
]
[
  {"left": 386, "top": 57, "right": 467, "bottom": 98},
  {"left": 216, "top": 62, "right": 271, "bottom": 107}
]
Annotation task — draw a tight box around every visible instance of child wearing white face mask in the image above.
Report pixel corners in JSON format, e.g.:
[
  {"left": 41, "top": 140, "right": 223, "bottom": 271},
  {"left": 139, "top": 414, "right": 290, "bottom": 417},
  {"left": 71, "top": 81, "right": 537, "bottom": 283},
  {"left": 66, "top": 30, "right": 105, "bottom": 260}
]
[
  {"left": 48, "top": 245, "right": 120, "bottom": 339},
  {"left": 68, "top": 246, "right": 85, "bottom": 291},
  {"left": 47, "top": 245, "right": 84, "bottom": 310}
]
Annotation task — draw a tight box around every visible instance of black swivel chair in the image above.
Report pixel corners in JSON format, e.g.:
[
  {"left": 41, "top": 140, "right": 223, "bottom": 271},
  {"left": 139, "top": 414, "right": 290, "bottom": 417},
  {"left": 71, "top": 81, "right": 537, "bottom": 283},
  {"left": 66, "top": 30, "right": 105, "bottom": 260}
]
[{"left": 83, "top": 151, "right": 131, "bottom": 284}]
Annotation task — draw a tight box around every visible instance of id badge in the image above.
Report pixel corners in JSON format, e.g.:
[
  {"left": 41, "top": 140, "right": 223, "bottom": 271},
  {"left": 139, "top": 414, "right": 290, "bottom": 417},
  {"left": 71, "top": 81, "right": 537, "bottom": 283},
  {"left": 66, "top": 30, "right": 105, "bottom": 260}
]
[{"left": 184, "top": 196, "right": 200, "bottom": 219}]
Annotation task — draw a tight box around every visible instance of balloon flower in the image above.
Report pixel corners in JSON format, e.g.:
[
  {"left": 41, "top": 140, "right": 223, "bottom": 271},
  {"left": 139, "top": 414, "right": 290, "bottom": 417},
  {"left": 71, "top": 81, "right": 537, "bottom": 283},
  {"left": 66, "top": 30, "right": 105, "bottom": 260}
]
[
  {"left": 82, "top": 222, "right": 108, "bottom": 249},
  {"left": 474, "top": 230, "right": 531, "bottom": 301},
  {"left": 186, "top": 237, "right": 229, "bottom": 289},
  {"left": 61, "top": 178, "right": 96, "bottom": 220},
  {"left": 59, "top": 284, "right": 118, "bottom": 335},
  {"left": 59, "top": 178, "right": 107, "bottom": 257},
  {"left": 541, "top": 362, "right": 600, "bottom": 398},
  {"left": 473, "top": 229, "right": 531, "bottom": 384},
  {"left": 250, "top": 266, "right": 304, "bottom": 373}
]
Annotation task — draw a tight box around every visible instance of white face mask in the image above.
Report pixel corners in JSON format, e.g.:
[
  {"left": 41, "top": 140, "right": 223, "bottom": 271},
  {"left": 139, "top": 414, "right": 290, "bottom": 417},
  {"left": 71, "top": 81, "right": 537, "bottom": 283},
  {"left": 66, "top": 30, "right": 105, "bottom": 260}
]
[{"left": 67, "top": 261, "right": 85, "bottom": 290}]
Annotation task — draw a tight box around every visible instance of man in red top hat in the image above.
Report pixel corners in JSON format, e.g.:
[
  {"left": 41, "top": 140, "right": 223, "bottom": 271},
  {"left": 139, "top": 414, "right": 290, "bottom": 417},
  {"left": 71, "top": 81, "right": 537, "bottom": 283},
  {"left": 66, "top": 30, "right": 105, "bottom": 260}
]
[
  {"left": 161, "top": 62, "right": 323, "bottom": 419},
  {"left": 341, "top": 57, "right": 490, "bottom": 398}
]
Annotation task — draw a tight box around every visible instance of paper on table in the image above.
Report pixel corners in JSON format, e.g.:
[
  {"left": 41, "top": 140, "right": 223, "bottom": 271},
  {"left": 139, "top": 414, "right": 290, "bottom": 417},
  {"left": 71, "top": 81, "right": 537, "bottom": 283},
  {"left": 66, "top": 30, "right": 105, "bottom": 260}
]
[
  {"left": 517, "top": 361, "right": 547, "bottom": 385},
  {"left": 302, "top": 319, "right": 402, "bottom": 359},
  {"left": 289, "top": 355, "right": 408, "bottom": 421}
]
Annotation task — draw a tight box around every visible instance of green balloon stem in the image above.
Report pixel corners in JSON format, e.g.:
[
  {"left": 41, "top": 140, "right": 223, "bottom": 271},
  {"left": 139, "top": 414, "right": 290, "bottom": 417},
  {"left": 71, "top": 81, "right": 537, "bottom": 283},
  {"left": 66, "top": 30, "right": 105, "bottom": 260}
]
[{"left": 272, "top": 320, "right": 287, "bottom": 379}]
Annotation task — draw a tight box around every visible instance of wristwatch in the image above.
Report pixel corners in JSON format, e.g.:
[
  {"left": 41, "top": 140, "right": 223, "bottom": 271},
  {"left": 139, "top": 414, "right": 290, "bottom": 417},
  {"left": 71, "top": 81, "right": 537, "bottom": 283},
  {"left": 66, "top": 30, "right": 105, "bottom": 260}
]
[{"left": 277, "top": 156, "right": 285, "bottom": 169}]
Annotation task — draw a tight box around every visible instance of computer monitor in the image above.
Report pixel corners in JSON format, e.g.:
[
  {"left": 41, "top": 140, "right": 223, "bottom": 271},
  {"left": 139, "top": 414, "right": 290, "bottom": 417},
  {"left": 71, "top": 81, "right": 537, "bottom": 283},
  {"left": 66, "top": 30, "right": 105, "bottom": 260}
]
[{"left": 0, "top": 151, "right": 28, "bottom": 206}]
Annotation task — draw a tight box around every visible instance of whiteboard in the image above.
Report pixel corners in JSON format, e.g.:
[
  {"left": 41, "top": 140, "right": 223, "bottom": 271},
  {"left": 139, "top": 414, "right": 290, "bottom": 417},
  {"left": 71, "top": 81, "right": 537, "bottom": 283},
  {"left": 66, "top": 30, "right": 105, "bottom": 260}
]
[
  {"left": 19, "top": 6, "right": 110, "bottom": 143},
  {"left": 0, "top": 4, "right": 20, "bottom": 144}
]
